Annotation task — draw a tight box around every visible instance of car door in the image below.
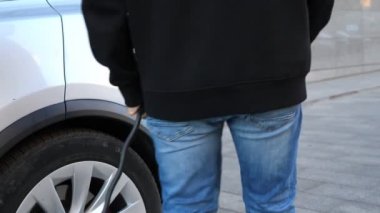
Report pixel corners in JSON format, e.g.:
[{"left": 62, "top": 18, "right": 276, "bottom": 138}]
[
  {"left": 47, "top": 0, "right": 125, "bottom": 106},
  {"left": 0, "top": 0, "right": 65, "bottom": 132}
]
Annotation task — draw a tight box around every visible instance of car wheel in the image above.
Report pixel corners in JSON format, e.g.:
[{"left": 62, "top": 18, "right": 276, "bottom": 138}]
[{"left": 0, "top": 128, "right": 161, "bottom": 213}]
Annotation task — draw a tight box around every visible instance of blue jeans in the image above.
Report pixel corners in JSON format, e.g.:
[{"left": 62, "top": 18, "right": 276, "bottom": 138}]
[{"left": 142, "top": 104, "right": 302, "bottom": 213}]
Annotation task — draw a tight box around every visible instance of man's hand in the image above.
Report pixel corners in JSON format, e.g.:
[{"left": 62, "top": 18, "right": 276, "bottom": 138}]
[{"left": 128, "top": 105, "right": 147, "bottom": 118}]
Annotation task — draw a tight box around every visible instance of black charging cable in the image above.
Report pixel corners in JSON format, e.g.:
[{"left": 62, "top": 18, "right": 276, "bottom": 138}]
[{"left": 101, "top": 107, "right": 144, "bottom": 213}]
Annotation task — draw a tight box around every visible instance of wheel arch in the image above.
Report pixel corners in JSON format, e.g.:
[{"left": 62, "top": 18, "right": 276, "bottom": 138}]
[{"left": 0, "top": 100, "right": 161, "bottom": 195}]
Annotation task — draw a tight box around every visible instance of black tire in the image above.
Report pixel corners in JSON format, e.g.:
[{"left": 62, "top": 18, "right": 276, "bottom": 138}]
[{"left": 0, "top": 128, "right": 162, "bottom": 213}]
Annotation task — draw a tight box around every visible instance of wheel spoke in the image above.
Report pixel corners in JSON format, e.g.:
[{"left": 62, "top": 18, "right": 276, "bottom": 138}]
[
  {"left": 85, "top": 172, "right": 130, "bottom": 212},
  {"left": 32, "top": 177, "right": 65, "bottom": 213},
  {"left": 119, "top": 200, "right": 145, "bottom": 213},
  {"left": 16, "top": 195, "right": 36, "bottom": 213},
  {"left": 109, "top": 175, "right": 130, "bottom": 203},
  {"left": 69, "top": 162, "right": 94, "bottom": 213},
  {"left": 85, "top": 171, "right": 115, "bottom": 213}
]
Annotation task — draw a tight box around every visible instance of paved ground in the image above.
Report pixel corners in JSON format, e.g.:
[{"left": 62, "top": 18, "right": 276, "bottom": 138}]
[{"left": 218, "top": 71, "right": 380, "bottom": 213}]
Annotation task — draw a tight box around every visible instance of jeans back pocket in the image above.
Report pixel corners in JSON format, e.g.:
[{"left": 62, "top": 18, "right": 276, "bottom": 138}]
[
  {"left": 248, "top": 104, "right": 300, "bottom": 131},
  {"left": 145, "top": 116, "right": 194, "bottom": 142}
]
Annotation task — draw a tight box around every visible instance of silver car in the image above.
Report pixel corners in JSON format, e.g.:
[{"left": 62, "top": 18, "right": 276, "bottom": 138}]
[{"left": 0, "top": 0, "right": 161, "bottom": 212}]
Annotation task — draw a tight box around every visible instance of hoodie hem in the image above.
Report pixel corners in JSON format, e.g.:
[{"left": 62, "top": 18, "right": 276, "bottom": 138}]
[{"left": 142, "top": 75, "right": 307, "bottom": 121}]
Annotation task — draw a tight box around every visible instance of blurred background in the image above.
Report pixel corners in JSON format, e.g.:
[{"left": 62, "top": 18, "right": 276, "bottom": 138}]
[{"left": 308, "top": 0, "right": 380, "bottom": 82}]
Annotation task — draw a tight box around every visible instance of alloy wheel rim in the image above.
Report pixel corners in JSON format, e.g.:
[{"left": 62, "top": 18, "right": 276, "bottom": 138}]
[{"left": 16, "top": 161, "right": 146, "bottom": 213}]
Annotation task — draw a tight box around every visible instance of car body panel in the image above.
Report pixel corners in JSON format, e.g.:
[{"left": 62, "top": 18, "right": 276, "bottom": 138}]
[
  {"left": 0, "top": 0, "right": 65, "bottom": 131},
  {"left": 47, "top": 0, "right": 126, "bottom": 106}
]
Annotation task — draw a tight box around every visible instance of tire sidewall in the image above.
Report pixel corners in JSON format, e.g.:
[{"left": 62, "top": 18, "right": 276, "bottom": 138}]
[{"left": 0, "top": 130, "right": 161, "bottom": 213}]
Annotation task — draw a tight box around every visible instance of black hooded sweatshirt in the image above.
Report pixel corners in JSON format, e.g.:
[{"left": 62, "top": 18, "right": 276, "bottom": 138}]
[{"left": 82, "top": 0, "right": 334, "bottom": 121}]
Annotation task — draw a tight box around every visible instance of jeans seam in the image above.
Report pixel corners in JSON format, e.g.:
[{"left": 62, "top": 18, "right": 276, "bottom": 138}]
[
  {"left": 160, "top": 125, "right": 194, "bottom": 142},
  {"left": 253, "top": 111, "right": 297, "bottom": 131}
]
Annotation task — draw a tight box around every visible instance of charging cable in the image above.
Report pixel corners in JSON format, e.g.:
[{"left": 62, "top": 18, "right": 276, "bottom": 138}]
[{"left": 100, "top": 107, "right": 144, "bottom": 213}]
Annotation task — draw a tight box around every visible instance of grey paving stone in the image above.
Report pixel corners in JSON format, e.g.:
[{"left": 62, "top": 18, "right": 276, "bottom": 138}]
[
  {"left": 218, "top": 192, "right": 245, "bottom": 213},
  {"left": 354, "top": 135, "right": 380, "bottom": 143},
  {"left": 298, "top": 168, "right": 380, "bottom": 189},
  {"left": 295, "top": 192, "right": 344, "bottom": 212},
  {"left": 330, "top": 202, "right": 380, "bottom": 213},
  {"left": 306, "top": 71, "right": 380, "bottom": 103},
  {"left": 301, "top": 135, "right": 379, "bottom": 149},
  {"left": 296, "top": 208, "right": 320, "bottom": 213},
  {"left": 338, "top": 155, "right": 380, "bottom": 166},
  {"left": 217, "top": 207, "right": 241, "bottom": 213},
  {"left": 297, "top": 178, "right": 324, "bottom": 192},
  {"left": 365, "top": 190, "right": 380, "bottom": 208},
  {"left": 221, "top": 156, "right": 242, "bottom": 195},
  {"left": 299, "top": 139, "right": 380, "bottom": 154},
  {"left": 298, "top": 148, "right": 346, "bottom": 160},
  {"left": 297, "top": 157, "right": 380, "bottom": 178},
  {"left": 300, "top": 129, "right": 355, "bottom": 142},
  {"left": 222, "top": 127, "right": 238, "bottom": 158},
  {"left": 306, "top": 183, "right": 380, "bottom": 207}
]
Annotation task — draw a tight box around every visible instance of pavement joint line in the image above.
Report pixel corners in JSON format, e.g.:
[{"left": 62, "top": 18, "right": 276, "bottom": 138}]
[
  {"left": 218, "top": 207, "right": 242, "bottom": 213},
  {"left": 297, "top": 177, "right": 376, "bottom": 188},
  {"left": 221, "top": 178, "right": 327, "bottom": 194},
  {"left": 222, "top": 154, "right": 238, "bottom": 159},
  {"left": 296, "top": 208, "right": 320, "bottom": 213},
  {"left": 300, "top": 136, "right": 377, "bottom": 143},
  {"left": 354, "top": 84, "right": 380, "bottom": 93},
  {"left": 300, "top": 140, "right": 379, "bottom": 149},
  {"left": 300, "top": 190, "right": 380, "bottom": 208},
  {"left": 295, "top": 176, "right": 380, "bottom": 191},
  {"left": 300, "top": 152, "right": 346, "bottom": 160},
  {"left": 297, "top": 165, "right": 380, "bottom": 179},
  {"left": 299, "top": 156, "right": 380, "bottom": 169},
  {"left": 305, "top": 69, "right": 380, "bottom": 105},
  {"left": 310, "top": 64, "right": 380, "bottom": 72},
  {"left": 300, "top": 147, "right": 380, "bottom": 159},
  {"left": 297, "top": 179, "right": 325, "bottom": 192},
  {"left": 305, "top": 149, "right": 380, "bottom": 160},
  {"left": 220, "top": 190, "right": 242, "bottom": 197},
  {"left": 327, "top": 90, "right": 359, "bottom": 100},
  {"left": 304, "top": 84, "right": 380, "bottom": 106},
  {"left": 307, "top": 69, "right": 380, "bottom": 84},
  {"left": 299, "top": 167, "right": 380, "bottom": 180}
]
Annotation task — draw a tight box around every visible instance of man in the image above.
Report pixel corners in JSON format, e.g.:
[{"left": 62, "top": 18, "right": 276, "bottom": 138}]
[{"left": 82, "top": 0, "right": 334, "bottom": 212}]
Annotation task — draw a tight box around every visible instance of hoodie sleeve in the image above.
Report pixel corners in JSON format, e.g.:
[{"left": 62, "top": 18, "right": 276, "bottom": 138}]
[
  {"left": 307, "top": 0, "right": 335, "bottom": 43},
  {"left": 81, "top": 0, "right": 143, "bottom": 107}
]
